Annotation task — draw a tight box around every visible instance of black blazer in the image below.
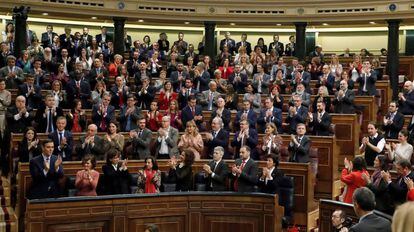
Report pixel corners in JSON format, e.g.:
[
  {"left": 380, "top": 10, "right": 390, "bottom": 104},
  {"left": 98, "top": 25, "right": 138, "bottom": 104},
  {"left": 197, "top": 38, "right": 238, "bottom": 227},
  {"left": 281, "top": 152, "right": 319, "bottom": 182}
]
[
  {"left": 65, "top": 79, "right": 91, "bottom": 109},
  {"left": 18, "top": 141, "right": 41, "bottom": 163},
  {"left": 78, "top": 135, "right": 105, "bottom": 160},
  {"left": 41, "top": 32, "right": 58, "bottom": 48},
  {"left": 6, "top": 106, "right": 34, "bottom": 133},
  {"left": 288, "top": 135, "right": 311, "bottom": 163},
  {"left": 101, "top": 164, "right": 131, "bottom": 195},
  {"left": 211, "top": 109, "right": 231, "bottom": 131},
  {"left": 135, "top": 86, "right": 155, "bottom": 110},
  {"left": 357, "top": 71, "right": 377, "bottom": 96},
  {"left": 333, "top": 90, "right": 355, "bottom": 114},
  {"left": 206, "top": 160, "right": 228, "bottom": 191},
  {"left": 382, "top": 112, "right": 404, "bottom": 139},
  {"left": 48, "top": 130, "right": 73, "bottom": 161},
  {"left": 205, "top": 129, "right": 230, "bottom": 159},
  {"left": 268, "top": 41, "right": 284, "bottom": 56},
  {"left": 169, "top": 164, "right": 193, "bottom": 191},
  {"left": 34, "top": 105, "right": 64, "bottom": 133},
  {"left": 28, "top": 154, "right": 64, "bottom": 199},
  {"left": 309, "top": 112, "right": 332, "bottom": 136},
  {"left": 18, "top": 83, "right": 42, "bottom": 109},
  {"left": 258, "top": 168, "right": 284, "bottom": 194},
  {"left": 230, "top": 158, "right": 258, "bottom": 192},
  {"left": 388, "top": 171, "right": 414, "bottom": 206},
  {"left": 349, "top": 213, "right": 391, "bottom": 232}
]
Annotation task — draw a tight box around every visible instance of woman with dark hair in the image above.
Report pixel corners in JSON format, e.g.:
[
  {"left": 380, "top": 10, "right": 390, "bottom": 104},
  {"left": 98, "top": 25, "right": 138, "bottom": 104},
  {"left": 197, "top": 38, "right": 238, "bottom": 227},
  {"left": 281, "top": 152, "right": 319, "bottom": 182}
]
[
  {"left": 136, "top": 156, "right": 161, "bottom": 193},
  {"left": 103, "top": 121, "right": 125, "bottom": 152},
  {"left": 272, "top": 69, "right": 287, "bottom": 94},
  {"left": 75, "top": 47, "right": 93, "bottom": 71},
  {"left": 51, "top": 63, "right": 69, "bottom": 86},
  {"left": 258, "top": 154, "right": 284, "bottom": 194},
  {"left": 340, "top": 156, "right": 369, "bottom": 203},
  {"left": 2, "top": 22, "right": 14, "bottom": 42},
  {"left": 75, "top": 155, "right": 99, "bottom": 196},
  {"left": 268, "top": 85, "right": 284, "bottom": 109},
  {"left": 101, "top": 149, "right": 131, "bottom": 195},
  {"left": 158, "top": 81, "right": 178, "bottom": 111},
  {"left": 164, "top": 100, "right": 182, "bottom": 130},
  {"left": 224, "top": 84, "right": 238, "bottom": 110},
  {"left": 168, "top": 149, "right": 195, "bottom": 191},
  {"left": 255, "top": 38, "right": 267, "bottom": 54},
  {"left": 18, "top": 127, "right": 41, "bottom": 162},
  {"left": 386, "top": 129, "right": 413, "bottom": 166},
  {"left": 362, "top": 155, "right": 393, "bottom": 214},
  {"left": 66, "top": 99, "right": 87, "bottom": 132}
]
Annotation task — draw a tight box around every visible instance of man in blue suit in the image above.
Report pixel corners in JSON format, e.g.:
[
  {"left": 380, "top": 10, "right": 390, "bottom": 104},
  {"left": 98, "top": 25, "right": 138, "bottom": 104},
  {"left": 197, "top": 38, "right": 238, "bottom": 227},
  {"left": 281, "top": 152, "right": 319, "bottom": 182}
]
[
  {"left": 181, "top": 95, "right": 204, "bottom": 131},
  {"left": 92, "top": 92, "right": 115, "bottom": 132},
  {"left": 28, "top": 139, "right": 64, "bottom": 199},
  {"left": 257, "top": 97, "right": 282, "bottom": 133},
  {"left": 48, "top": 117, "right": 73, "bottom": 161},
  {"left": 285, "top": 94, "right": 308, "bottom": 134},
  {"left": 232, "top": 119, "right": 259, "bottom": 160},
  {"left": 235, "top": 100, "right": 257, "bottom": 130}
]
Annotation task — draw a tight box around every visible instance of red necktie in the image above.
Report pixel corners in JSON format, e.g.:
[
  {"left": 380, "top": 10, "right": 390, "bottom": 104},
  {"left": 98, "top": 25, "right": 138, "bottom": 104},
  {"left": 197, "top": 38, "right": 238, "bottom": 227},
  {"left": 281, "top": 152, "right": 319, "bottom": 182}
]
[{"left": 192, "top": 107, "right": 195, "bottom": 116}]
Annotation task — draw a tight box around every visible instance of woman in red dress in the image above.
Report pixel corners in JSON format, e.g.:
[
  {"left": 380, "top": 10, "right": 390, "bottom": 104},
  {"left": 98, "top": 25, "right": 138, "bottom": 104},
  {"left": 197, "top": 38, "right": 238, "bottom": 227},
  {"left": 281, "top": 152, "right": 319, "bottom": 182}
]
[
  {"left": 136, "top": 156, "right": 161, "bottom": 193},
  {"left": 341, "top": 156, "right": 369, "bottom": 204},
  {"left": 164, "top": 100, "right": 182, "bottom": 130},
  {"left": 158, "top": 81, "right": 178, "bottom": 111},
  {"left": 146, "top": 101, "right": 163, "bottom": 131}
]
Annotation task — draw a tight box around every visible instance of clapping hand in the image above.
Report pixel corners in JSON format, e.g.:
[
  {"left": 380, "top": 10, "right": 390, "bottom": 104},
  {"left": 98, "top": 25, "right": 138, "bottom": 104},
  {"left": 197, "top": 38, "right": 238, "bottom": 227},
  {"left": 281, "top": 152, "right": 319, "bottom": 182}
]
[
  {"left": 404, "top": 177, "right": 414, "bottom": 190},
  {"left": 54, "top": 155, "right": 63, "bottom": 170},
  {"left": 308, "top": 112, "right": 313, "bottom": 121},
  {"left": 344, "top": 158, "right": 353, "bottom": 171},
  {"left": 203, "top": 164, "right": 212, "bottom": 174},
  {"left": 361, "top": 173, "right": 370, "bottom": 184},
  {"left": 381, "top": 171, "right": 391, "bottom": 183}
]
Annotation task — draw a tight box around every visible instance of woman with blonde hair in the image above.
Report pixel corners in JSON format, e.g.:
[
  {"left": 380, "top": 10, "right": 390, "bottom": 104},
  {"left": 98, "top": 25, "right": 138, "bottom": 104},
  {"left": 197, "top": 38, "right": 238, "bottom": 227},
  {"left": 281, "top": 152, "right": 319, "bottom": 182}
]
[
  {"left": 392, "top": 202, "right": 414, "bottom": 232},
  {"left": 329, "top": 54, "right": 343, "bottom": 79},
  {"left": 312, "top": 86, "right": 331, "bottom": 113},
  {"left": 178, "top": 120, "right": 204, "bottom": 160}
]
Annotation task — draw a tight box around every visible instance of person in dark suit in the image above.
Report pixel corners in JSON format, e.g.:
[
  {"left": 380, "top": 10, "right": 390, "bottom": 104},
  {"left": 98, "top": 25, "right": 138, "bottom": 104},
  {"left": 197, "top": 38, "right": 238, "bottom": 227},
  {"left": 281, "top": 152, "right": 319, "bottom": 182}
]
[
  {"left": 168, "top": 149, "right": 194, "bottom": 191},
  {"left": 6, "top": 95, "right": 34, "bottom": 133},
  {"left": 18, "top": 127, "right": 41, "bottom": 163},
  {"left": 81, "top": 27, "right": 93, "bottom": 48},
  {"left": 126, "top": 51, "right": 142, "bottom": 76},
  {"left": 268, "top": 34, "right": 284, "bottom": 57},
  {"left": 155, "top": 116, "right": 179, "bottom": 159},
  {"left": 134, "top": 62, "right": 151, "bottom": 90},
  {"left": 66, "top": 72, "right": 91, "bottom": 109},
  {"left": 357, "top": 60, "right": 377, "bottom": 96},
  {"left": 382, "top": 159, "right": 414, "bottom": 207},
  {"left": 35, "top": 94, "right": 64, "bottom": 133},
  {"left": 232, "top": 119, "right": 259, "bottom": 160},
  {"left": 203, "top": 146, "right": 229, "bottom": 191},
  {"left": 210, "top": 97, "right": 231, "bottom": 131},
  {"left": 118, "top": 95, "right": 141, "bottom": 132},
  {"left": 41, "top": 25, "right": 58, "bottom": 48},
  {"left": 308, "top": 101, "right": 332, "bottom": 136},
  {"left": 288, "top": 123, "right": 311, "bottom": 163},
  {"left": 257, "top": 97, "right": 282, "bottom": 133},
  {"left": 88, "top": 58, "right": 109, "bottom": 90},
  {"left": 128, "top": 117, "right": 152, "bottom": 159},
  {"left": 205, "top": 117, "right": 229, "bottom": 159},
  {"left": 308, "top": 45, "right": 324, "bottom": 63},
  {"left": 193, "top": 62, "right": 210, "bottom": 92},
  {"left": 333, "top": 80, "right": 356, "bottom": 114},
  {"left": 110, "top": 76, "right": 130, "bottom": 109},
  {"left": 101, "top": 149, "right": 131, "bottom": 195},
  {"left": 290, "top": 62, "right": 311, "bottom": 93},
  {"left": 78, "top": 124, "right": 105, "bottom": 160},
  {"left": 181, "top": 95, "right": 204, "bottom": 131},
  {"left": 92, "top": 92, "right": 115, "bottom": 132},
  {"left": 170, "top": 63, "right": 190, "bottom": 91},
  {"left": 178, "top": 78, "right": 198, "bottom": 109},
  {"left": 228, "top": 64, "right": 248, "bottom": 94},
  {"left": 136, "top": 77, "right": 155, "bottom": 110},
  {"left": 96, "top": 26, "right": 112, "bottom": 50},
  {"left": 28, "top": 139, "right": 64, "bottom": 199},
  {"left": 18, "top": 75, "right": 42, "bottom": 109},
  {"left": 219, "top": 32, "right": 236, "bottom": 54},
  {"left": 398, "top": 81, "right": 414, "bottom": 115},
  {"left": 235, "top": 33, "right": 252, "bottom": 55},
  {"left": 230, "top": 146, "right": 258, "bottom": 192},
  {"left": 349, "top": 187, "right": 391, "bottom": 232},
  {"left": 258, "top": 154, "right": 284, "bottom": 194},
  {"left": 235, "top": 100, "right": 258, "bottom": 130},
  {"left": 318, "top": 65, "right": 336, "bottom": 95},
  {"left": 0, "top": 55, "right": 25, "bottom": 89},
  {"left": 59, "top": 26, "right": 74, "bottom": 51},
  {"left": 382, "top": 101, "right": 404, "bottom": 139},
  {"left": 48, "top": 117, "right": 73, "bottom": 161},
  {"left": 285, "top": 94, "right": 308, "bottom": 134}
]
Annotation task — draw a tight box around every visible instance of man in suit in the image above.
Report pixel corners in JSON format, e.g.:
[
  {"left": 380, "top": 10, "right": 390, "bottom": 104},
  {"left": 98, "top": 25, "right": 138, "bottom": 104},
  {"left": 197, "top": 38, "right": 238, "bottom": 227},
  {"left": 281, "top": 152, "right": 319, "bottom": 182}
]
[
  {"left": 119, "top": 95, "right": 141, "bottom": 132},
  {"left": 126, "top": 51, "right": 142, "bottom": 76},
  {"left": 308, "top": 101, "right": 332, "bottom": 136},
  {"left": 18, "top": 75, "right": 42, "bottom": 109},
  {"left": 35, "top": 94, "right": 64, "bottom": 133},
  {"left": 253, "top": 64, "right": 271, "bottom": 94},
  {"left": 219, "top": 32, "right": 236, "bottom": 54},
  {"left": 184, "top": 44, "right": 198, "bottom": 65},
  {"left": 0, "top": 55, "right": 25, "bottom": 89},
  {"left": 41, "top": 25, "right": 58, "bottom": 48},
  {"left": 59, "top": 26, "right": 74, "bottom": 52},
  {"left": 268, "top": 34, "right": 284, "bottom": 57},
  {"left": 289, "top": 84, "right": 311, "bottom": 108},
  {"left": 203, "top": 146, "right": 229, "bottom": 191},
  {"left": 211, "top": 97, "right": 231, "bottom": 131},
  {"left": 235, "top": 100, "right": 257, "bottom": 130},
  {"left": 382, "top": 159, "right": 414, "bottom": 206},
  {"left": 134, "top": 62, "right": 151, "bottom": 90},
  {"left": 28, "top": 139, "right": 64, "bottom": 199},
  {"left": 178, "top": 78, "right": 198, "bottom": 109},
  {"left": 290, "top": 61, "right": 311, "bottom": 93},
  {"left": 155, "top": 116, "right": 179, "bottom": 159},
  {"left": 88, "top": 58, "right": 109, "bottom": 90},
  {"left": 308, "top": 45, "right": 324, "bottom": 63},
  {"left": 92, "top": 92, "right": 115, "bottom": 132},
  {"left": 6, "top": 95, "right": 33, "bottom": 133},
  {"left": 110, "top": 76, "right": 130, "bottom": 109},
  {"left": 333, "top": 80, "right": 356, "bottom": 114},
  {"left": 357, "top": 60, "right": 377, "bottom": 96},
  {"left": 96, "top": 26, "right": 112, "bottom": 50},
  {"left": 349, "top": 187, "right": 391, "bottom": 232},
  {"left": 228, "top": 64, "right": 248, "bottom": 94},
  {"left": 48, "top": 117, "right": 73, "bottom": 161},
  {"left": 173, "top": 32, "right": 188, "bottom": 56},
  {"left": 198, "top": 81, "right": 220, "bottom": 111},
  {"left": 136, "top": 77, "right": 155, "bottom": 110},
  {"left": 129, "top": 117, "right": 152, "bottom": 159},
  {"left": 181, "top": 95, "right": 204, "bottom": 131},
  {"left": 170, "top": 63, "right": 190, "bottom": 91},
  {"left": 193, "top": 62, "right": 210, "bottom": 92},
  {"left": 78, "top": 124, "right": 105, "bottom": 160},
  {"left": 232, "top": 119, "right": 259, "bottom": 160},
  {"left": 235, "top": 33, "right": 252, "bottom": 55},
  {"left": 258, "top": 154, "right": 284, "bottom": 194},
  {"left": 30, "top": 58, "right": 48, "bottom": 89},
  {"left": 65, "top": 70, "right": 91, "bottom": 109},
  {"left": 382, "top": 101, "right": 404, "bottom": 139},
  {"left": 230, "top": 146, "right": 258, "bottom": 192},
  {"left": 398, "top": 81, "right": 414, "bottom": 115},
  {"left": 288, "top": 123, "right": 310, "bottom": 163},
  {"left": 81, "top": 27, "right": 93, "bottom": 48},
  {"left": 318, "top": 64, "right": 336, "bottom": 94},
  {"left": 285, "top": 95, "right": 308, "bottom": 134},
  {"left": 54, "top": 48, "right": 73, "bottom": 75},
  {"left": 205, "top": 117, "right": 230, "bottom": 159},
  {"left": 257, "top": 97, "right": 282, "bottom": 133}
]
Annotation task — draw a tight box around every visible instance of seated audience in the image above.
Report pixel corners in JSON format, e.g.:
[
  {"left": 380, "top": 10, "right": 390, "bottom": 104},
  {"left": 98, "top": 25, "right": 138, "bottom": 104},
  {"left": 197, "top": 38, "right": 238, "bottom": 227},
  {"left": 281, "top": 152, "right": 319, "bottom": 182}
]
[
  {"left": 101, "top": 149, "right": 131, "bottom": 195},
  {"left": 18, "top": 74, "right": 42, "bottom": 109},
  {"left": 288, "top": 123, "right": 310, "bottom": 163},
  {"left": 341, "top": 156, "right": 369, "bottom": 204},
  {"left": 308, "top": 101, "right": 332, "bottom": 136},
  {"left": 75, "top": 155, "right": 99, "bottom": 196},
  {"left": 203, "top": 146, "right": 229, "bottom": 191},
  {"left": 66, "top": 99, "right": 87, "bottom": 132},
  {"left": 102, "top": 121, "right": 124, "bottom": 152},
  {"left": 129, "top": 117, "right": 152, "bottom": 159},
  {"left": 18, "top": 127, "right": 41, "bottom": 163},
  {"left": 359, "top": 122, "right": 385, "bottom": 166},
  {"left": 261, "top": 123, "right": 282, "bottom": 156},
  {"left": 168, "top": 149, "right": 195, "bottom": 191},
  {"left": 331, "top": 209, "right": 350, "bottom": 232},
  {"left": 210, "top": 97, "right": 231, "bottom": 131},
  {"left": 350, "top": 187, "right": 391, "bottom": 232},
  {"left": 91, "top": 81, "right": 108, "bottom": 105},
  {"left": 382, "top": 101, "right": 404, "bottom": 139},
  {"left": 205, "top": 117, "right": 229, "bottom": 159},
  {"left": 48, "top": 117, "right": 73, "bottom": 161},
  {"left": 178, "top": 120, "right": 204, "bottom": 160},
  {"left": 110, "top": 76, "right": 129, "bottom": 110},
  {"left": 268, "top": 85, "right": 284, "bottom": 110},
  {"left": 28, "top": 139, "right": 64, "bottom": 199},
  {"left": 258, "top": 154, "right": 284, "bottom": 194},
  {"left": 333, "top": 80, "right": 355, "bottom": 114},
  {"left": 385, "top": 130, "right": 413, "bottom": 166},
  {"left": 78, "top": 124, "right": 105, "bottom": 160},
  {"left": 136, "top": 156, "right": 161, "bottom": 194},
  {"left": 232, "top": 119, "right": 259, "bottom": 160},
  {"left": 155, "top": 116, "right": 179, "bottom": 159},
  {"left": 382, "top": 159, "right": 414, "bottom": 206},
  {"left": 230, "top": 146, "right": 258, "bottom": 192},
  {"left": 398, "top": 81, "right": 414, "bottom": 115}
]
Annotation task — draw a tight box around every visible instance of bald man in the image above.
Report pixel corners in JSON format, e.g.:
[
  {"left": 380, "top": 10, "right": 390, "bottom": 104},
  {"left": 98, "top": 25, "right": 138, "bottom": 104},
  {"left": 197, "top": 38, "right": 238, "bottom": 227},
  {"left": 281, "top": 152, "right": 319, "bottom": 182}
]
[{"left": 398, "top": 81, "right": 414, "bottom": 115}]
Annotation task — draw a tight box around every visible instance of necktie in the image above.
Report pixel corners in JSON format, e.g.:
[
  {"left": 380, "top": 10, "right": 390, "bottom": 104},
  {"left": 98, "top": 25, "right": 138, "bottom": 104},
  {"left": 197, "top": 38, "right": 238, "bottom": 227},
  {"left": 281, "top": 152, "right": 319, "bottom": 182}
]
[
  {"left": 59, "top": 132, "right": 63, "bottom": 146},
  {"left": 234, "top": 160, "right": 246, "bottom": 191},
  {"left": 138, "top": 130, "right": 142, "bottom": 137},
  {"left": 48, "top": 109, "right": 54, "bottom": 133},
  {"left": 208, "top": 92, "right": 214, "bottom": 110},
  {"left": 212, "top": 131, "right": 216, "bottom": 138},
  {"left": 76, "top": 81, "right": 80, "bottom": 89},
  {"left": 192, "top": 107, "right": 195, "bottom": 116}
]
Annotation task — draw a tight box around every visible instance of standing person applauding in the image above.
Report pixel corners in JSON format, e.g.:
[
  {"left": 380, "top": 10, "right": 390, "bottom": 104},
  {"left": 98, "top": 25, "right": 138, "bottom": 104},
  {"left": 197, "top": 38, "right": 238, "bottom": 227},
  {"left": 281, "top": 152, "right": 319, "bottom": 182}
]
[
  {"left": 75, "top": 155, "right": 99, "bottom": 196},
  {"left": 136, "top": 156, "right": 161, "bottom": 194}
]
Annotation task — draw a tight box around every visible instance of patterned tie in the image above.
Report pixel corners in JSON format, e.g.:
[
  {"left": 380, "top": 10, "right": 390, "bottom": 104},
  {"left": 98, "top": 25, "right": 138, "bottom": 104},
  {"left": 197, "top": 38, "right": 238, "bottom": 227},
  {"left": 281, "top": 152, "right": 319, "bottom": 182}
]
[{"left": 48, "top": 109, "right": 54, "bottom": 133}]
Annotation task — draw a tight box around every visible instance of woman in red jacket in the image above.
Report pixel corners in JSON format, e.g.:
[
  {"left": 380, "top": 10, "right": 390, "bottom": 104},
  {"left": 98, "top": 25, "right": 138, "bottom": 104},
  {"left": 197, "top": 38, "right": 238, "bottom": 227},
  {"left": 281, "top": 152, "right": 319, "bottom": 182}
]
[
  {"left": 406, "top": 178, "right": 414, "bottom": 201},
  {"left": 158, "top": 81, "right": 177, "bottom": 111},
  {"left": 341, "top": 156, "right": 369, "bottom": 204}
]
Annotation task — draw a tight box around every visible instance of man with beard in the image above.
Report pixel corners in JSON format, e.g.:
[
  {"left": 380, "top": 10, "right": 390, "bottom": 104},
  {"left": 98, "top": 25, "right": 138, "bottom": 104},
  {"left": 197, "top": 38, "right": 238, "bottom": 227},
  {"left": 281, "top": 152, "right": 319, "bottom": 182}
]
[{"left": 398, "top": 81, "right": 414, "bottom": 115}]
